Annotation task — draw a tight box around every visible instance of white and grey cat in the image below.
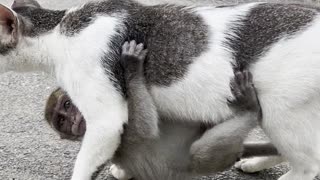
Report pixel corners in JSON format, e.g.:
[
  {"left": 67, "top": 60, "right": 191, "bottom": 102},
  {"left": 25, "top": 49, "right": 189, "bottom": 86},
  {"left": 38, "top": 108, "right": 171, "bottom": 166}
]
[{"left": 1, "top": 0, "right": 320, "bottom": 180}]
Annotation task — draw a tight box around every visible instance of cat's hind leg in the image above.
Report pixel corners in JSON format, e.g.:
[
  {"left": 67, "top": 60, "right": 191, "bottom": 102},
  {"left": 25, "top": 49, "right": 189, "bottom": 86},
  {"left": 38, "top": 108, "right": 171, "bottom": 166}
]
[{"left": 260, "top": 96, "right": 320, "bottom": 180}]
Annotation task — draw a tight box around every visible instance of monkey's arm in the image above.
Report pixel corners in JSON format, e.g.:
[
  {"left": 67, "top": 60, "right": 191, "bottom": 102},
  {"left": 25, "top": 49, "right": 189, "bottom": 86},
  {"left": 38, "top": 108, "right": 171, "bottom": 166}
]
[
  {"left": 120, "top": 40, "right": 159, "bottom": 139},
  {"left": 190, "top": 71, "right": 261, "bottom": 174},
  {"left": 190, "top": 110, "right": 259, "bottom": 174}
]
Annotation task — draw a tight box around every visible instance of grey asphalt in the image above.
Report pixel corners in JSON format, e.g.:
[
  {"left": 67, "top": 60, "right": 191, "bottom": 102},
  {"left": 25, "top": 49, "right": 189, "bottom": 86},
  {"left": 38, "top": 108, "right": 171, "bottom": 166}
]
[{"left": 0, "top": 0, "right": 319, "bottom": 180}]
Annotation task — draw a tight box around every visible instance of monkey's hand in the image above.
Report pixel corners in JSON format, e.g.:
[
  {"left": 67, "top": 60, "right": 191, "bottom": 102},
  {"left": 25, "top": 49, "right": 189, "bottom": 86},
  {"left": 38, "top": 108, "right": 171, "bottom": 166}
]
[
  {"left": 120, "top": 40, "right": 148, "bottom": 81},
  {"left": 228, "top": 70, "right": 261, "bottom": 117}
]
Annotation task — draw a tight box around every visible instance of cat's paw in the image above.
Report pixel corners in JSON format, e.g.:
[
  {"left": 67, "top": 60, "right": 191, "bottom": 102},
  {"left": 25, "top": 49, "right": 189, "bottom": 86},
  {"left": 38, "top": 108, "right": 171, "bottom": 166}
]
[
  {"left": 235, "top": 158, "right": 263, "bottom": 173},
  {"left": 110, "top": 164, "right": 131, "bottom": 180}
]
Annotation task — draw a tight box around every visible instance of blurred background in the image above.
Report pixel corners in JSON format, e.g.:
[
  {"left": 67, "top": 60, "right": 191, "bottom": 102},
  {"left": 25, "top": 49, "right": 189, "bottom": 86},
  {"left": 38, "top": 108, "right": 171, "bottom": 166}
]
[{"left": 0, "top": 0, "right": 319, "bottom": 179}]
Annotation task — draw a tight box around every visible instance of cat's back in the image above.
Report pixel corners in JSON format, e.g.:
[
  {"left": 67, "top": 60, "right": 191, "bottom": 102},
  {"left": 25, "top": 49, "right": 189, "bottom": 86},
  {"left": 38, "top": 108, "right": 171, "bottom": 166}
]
[{"left": 147, "top": 2, "right": 320, "bottom": 123}]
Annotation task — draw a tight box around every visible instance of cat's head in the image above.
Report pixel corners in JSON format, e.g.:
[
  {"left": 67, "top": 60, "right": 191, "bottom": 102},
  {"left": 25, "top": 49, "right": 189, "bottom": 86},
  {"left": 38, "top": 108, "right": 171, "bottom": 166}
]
[
  {"left": 0, "top": 0, "right": 67, "bottom": 52},
  {"left": 0, "top": 0, "right": 43, "bottom": 53},
  {"left": 0, "top": 0, "right": 65, "bottom": 72},
  {"left": 0, "top": 4, "right": 20, "bottom": 55}
]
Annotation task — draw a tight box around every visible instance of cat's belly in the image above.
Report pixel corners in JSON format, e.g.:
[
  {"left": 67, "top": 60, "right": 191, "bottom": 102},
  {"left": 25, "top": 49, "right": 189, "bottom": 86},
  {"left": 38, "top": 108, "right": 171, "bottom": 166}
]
[
  {"left": 250, "top": 15, "right": 320, "bottom": 117},
  {"left": 149, "top": 6, "right": 249, "bottom": 123},
  {"left": 150, "top": 48, "right": 234, "bottom": 123}
]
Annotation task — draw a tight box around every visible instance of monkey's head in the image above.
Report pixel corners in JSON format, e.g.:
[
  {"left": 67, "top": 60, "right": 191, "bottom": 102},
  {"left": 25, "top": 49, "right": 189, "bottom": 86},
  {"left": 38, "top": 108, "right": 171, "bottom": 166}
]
[{"left": 45, "top": 88, "right": 86, "bottom": 141}]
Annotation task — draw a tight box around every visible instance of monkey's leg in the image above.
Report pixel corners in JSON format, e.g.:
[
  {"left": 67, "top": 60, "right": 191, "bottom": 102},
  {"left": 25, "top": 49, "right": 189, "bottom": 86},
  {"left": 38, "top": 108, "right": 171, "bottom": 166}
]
[
  {"left": 190, "top": 112, "right": 258, "bottom": 174},
  {"left": 190, "top": 70, "right": 260, "bottom": 175}
]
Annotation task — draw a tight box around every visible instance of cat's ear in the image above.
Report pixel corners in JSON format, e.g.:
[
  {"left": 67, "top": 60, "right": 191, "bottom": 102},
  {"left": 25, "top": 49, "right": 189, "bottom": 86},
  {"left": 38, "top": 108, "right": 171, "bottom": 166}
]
[
  {"left": 11, "top": 0, "right": 41, "bottom": 9},
  {"left": 0, "top": 4, "right": 19, "bottom": 46}
]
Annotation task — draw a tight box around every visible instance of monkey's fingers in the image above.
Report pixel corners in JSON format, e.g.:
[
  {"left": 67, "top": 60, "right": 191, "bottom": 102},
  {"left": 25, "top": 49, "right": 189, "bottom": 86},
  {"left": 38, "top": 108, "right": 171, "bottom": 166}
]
[
  {"left": 135, "top": 43, "right": 144, "bottom": 56},
  {"left": 243, "top": 70, "right": 249, "bottom": 89},
  {"left": 243, "top": 70, "right": 253, "bottom": 89},
  {"left": 247, "top": 71, "right": 253, "bottom": 86},
  {"left": 128, "top": 40, "right": 137, "bottom": 54},
  {"left": 138, "top": 49, "right": 148, "bottom": 61},
  {"left": 230, "top": 78, "right": 240, "bottom": 98},
  {"left": 240, "top": 72, "right": 249, "bottom": 94},
  {"left": 235, "top": 72, "right": 249, "bottom": 98},
  {"left": 235, "top": 72, "right": 245, "bottom": 90},
  {"left": 122, "top": 41, "right": 130, "bottom": 53},
  {"left": 243, "top": 84, "right": 261, "bottom": 112},
  {"left": 230, "top": 79, "right": 247, "bottom": 108}
]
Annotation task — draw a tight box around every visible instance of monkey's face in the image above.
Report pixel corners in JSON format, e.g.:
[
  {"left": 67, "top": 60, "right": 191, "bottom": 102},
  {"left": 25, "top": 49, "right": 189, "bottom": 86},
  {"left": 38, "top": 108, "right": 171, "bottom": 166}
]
[{"left": 51, "top": 94, "right": 86, "bottom": 140}]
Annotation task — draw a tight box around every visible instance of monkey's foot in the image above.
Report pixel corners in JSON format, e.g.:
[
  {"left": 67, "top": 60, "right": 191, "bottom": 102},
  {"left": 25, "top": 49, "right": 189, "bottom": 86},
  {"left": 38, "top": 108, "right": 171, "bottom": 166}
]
[{"left": 110, "top": 164, "right": 131, "bottom": 180}]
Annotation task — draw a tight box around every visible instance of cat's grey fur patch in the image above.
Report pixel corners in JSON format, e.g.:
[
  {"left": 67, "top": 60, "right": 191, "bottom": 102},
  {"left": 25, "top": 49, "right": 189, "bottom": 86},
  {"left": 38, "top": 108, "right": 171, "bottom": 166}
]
[
  {"left": 127, "top": 5, "right": 209, "bottom": 87},
  {"left": 12, "top": 0, "right": 41, "bottom": 9},
  {"left": 13, "top": 6, "right": 65, "bottom": 37},
  {"left": 105, "top": 2, "right": 209, "bottom": 90},
  {"left": 9, "top": 0, "right": 208, "bottom": 92},
  {"left": 59, "top": 0, "right": 209, "bottom": 90},
  {"left": 226, "top": 3, "right": 317, "bottom": 71},
  {"left": 60, "top": 0, "right": 138, "bottom": 36},
  {"left": 8, "top": 1, "right": 320, "bottom": 90},
  {"left": 215, "top": 5, "right": 237, "bottom": 8},
  {"left": 101, "top": 27, "right": 128, "bottom": 95}
]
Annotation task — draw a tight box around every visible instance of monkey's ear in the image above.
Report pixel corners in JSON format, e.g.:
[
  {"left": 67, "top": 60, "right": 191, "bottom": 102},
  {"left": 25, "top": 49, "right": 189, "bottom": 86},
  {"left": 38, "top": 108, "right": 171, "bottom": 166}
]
[
  {"left": 11, "top": 0, "right": 41, "bottom": 9},
  {"left": 0, "top": 4, "right": 19, "bottom": 46}
]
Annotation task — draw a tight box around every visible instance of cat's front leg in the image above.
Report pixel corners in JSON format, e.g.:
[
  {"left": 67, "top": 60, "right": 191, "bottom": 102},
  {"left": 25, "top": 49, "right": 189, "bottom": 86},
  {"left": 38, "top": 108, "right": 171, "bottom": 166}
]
[{"left": 71, "top": 109, "right": 127, "bottom": 180}]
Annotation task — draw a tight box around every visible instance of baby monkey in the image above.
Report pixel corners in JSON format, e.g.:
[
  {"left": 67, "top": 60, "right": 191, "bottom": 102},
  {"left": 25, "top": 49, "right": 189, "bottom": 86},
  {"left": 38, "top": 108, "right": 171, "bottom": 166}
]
[
  {"left": 44, "top": 41, "right": 278, "bottom": 180},
  {"left": 45, "top": 88, "right": 86, "bottom": 140}
]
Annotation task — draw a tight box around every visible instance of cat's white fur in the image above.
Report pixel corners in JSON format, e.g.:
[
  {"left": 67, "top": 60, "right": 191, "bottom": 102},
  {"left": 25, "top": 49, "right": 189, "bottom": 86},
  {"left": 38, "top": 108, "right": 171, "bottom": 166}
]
[
  {"left": 51, "top": 17, "right": 129, "bottom": 179},
  {"left": 1, "top": 2, "right": 320, "bottom": 180},
  {"left": 1, "top": 12, "right": 129, "bottom": 179},
  {"left": 235, "top": 156, "right": 285, "bottom": 173}
]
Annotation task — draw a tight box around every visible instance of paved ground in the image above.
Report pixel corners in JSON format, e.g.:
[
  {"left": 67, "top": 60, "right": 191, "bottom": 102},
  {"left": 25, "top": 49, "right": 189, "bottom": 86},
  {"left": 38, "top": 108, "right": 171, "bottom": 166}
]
[{"left": 0, "top": 0, "right": 320, "bottom": 180}]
